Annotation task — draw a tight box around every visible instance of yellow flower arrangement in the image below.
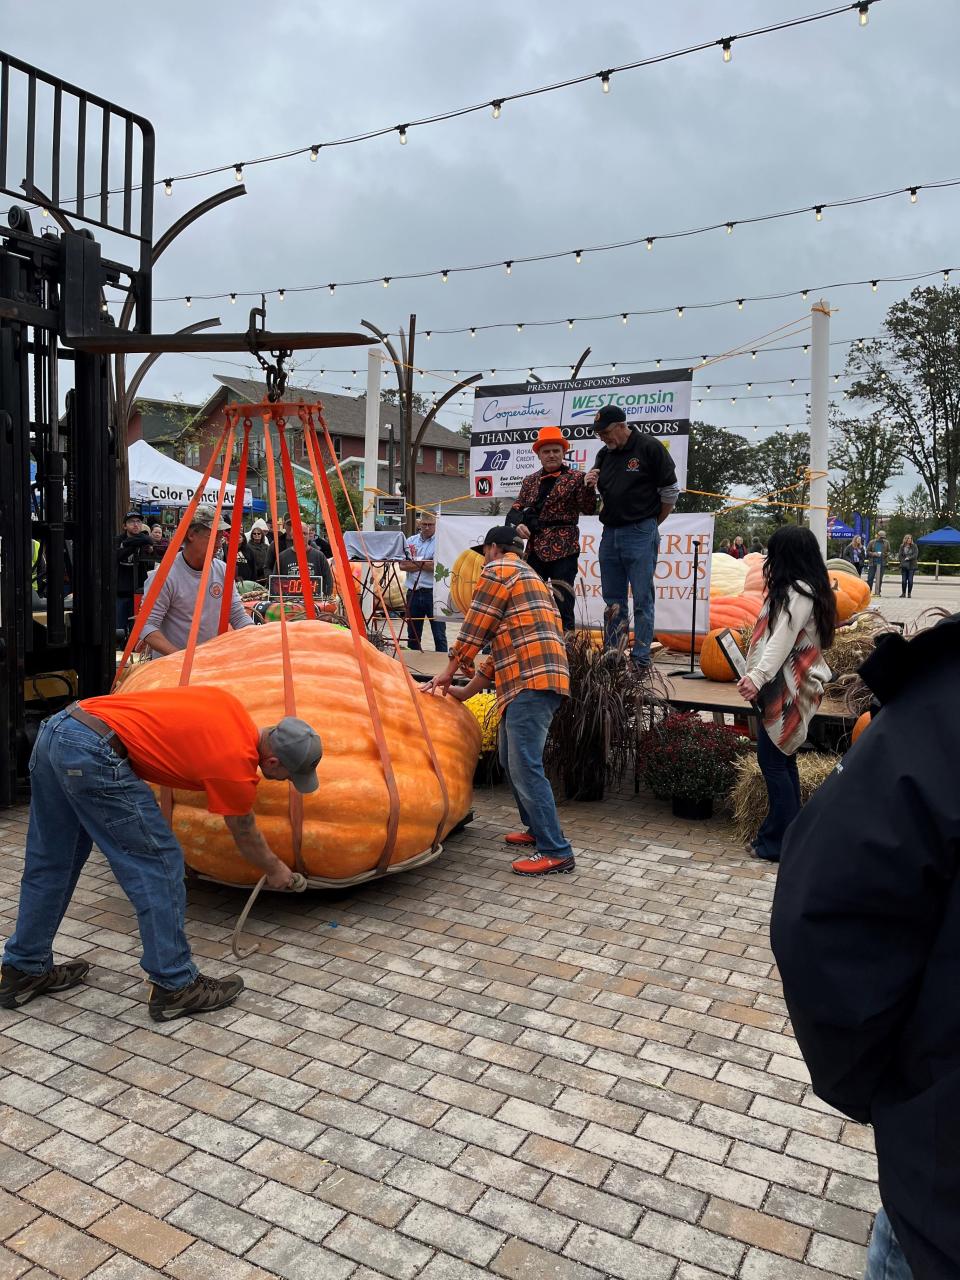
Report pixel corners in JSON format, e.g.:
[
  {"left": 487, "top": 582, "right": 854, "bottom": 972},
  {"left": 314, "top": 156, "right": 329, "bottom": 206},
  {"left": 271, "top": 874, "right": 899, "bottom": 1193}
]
[{"left": 464, "top": 691, "right": 500, "bottom": 754}]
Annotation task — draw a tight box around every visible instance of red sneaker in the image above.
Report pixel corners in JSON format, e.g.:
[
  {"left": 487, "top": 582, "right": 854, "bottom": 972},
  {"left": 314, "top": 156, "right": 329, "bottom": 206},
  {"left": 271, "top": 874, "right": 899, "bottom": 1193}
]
[
  {"left": 511, "top": 854, "right": 576, "bottom": 876},
  {"left": 504, "top": 831, "right": 536, "bottom": 847}
]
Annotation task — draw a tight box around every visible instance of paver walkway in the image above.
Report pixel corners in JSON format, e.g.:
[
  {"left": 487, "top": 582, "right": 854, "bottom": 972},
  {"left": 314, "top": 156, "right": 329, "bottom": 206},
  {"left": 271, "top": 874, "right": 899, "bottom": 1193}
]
[{"left": 0, "top": 785, "right": 878, "bottom": 1279}]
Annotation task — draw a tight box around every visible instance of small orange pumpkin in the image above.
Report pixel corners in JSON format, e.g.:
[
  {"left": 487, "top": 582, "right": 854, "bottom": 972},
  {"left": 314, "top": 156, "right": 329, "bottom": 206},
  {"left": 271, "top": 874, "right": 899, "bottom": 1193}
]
[
  {"left": 656, "top": 591, "right": 763, "bottom": 653},
  {"left": 852, "top": 710, "right": 871, "bottom": 742},
  {"left": 450, "top": 549, "right": 484, "bottom": 614},
  {"left": 699, "top": 628, "right": 743, "bottom": 682}
]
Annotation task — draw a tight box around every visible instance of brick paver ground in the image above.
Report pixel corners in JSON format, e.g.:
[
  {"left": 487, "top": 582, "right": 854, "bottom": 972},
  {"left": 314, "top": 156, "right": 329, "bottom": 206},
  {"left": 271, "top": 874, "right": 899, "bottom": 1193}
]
[{"left": 0, "top": 781, "right": 879, "bottom": 1279}]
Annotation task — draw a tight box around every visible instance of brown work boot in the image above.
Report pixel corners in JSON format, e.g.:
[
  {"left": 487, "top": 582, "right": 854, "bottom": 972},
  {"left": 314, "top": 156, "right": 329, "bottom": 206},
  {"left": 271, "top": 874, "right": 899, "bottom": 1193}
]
[
  {"left": 0, "top": 961, "right": 90, "bottom": 1009},
  {"left": 148, "top": 972, "right": 244, "bottom": 1022}
]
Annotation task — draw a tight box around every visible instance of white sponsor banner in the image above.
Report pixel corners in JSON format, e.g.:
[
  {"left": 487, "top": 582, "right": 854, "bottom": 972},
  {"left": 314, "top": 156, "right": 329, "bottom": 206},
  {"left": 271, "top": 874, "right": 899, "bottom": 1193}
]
[
  {"left": 435, "top": 512, "right": 714, "bottom": 635},
  {"left": 470, "top": 368, "right": 692, "bottom": 500}
]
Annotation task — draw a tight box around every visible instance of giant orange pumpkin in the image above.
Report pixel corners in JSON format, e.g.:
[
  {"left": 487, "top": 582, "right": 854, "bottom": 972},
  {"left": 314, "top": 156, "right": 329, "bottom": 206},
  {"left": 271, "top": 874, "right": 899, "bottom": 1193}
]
[
  {"left": 121, "top": 624, "right": 481, "bottom": 886},
  {"left": 450, "top": 548, "right": 484, "bottom": 614},
  {"left": 656, "top": 592, "right": 763, "bottom": 653},
  {"left": 699, "top": 628, "right": 743, "bottom": 682},
  {"left": 852, "top": 710, "right": 871, "bottom": 742}
]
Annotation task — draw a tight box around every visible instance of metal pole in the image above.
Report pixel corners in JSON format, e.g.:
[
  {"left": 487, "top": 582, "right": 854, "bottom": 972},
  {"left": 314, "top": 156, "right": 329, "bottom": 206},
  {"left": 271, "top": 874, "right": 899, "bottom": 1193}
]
[
  {"left": 363, "top": 347, "right": 382, "bottom": 530},
  {"left": 680, "top": 539, "right": 706, "bottom": 680},
  {"left": 809, "top": 300, "right": 830, "bottom": 557}
]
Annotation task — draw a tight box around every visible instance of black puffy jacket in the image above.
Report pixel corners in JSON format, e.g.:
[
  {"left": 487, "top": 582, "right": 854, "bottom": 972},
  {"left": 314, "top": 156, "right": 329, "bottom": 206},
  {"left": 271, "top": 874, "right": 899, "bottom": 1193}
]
[{"left": 772, "top": 615, "right": 960, "bottom": 1280}]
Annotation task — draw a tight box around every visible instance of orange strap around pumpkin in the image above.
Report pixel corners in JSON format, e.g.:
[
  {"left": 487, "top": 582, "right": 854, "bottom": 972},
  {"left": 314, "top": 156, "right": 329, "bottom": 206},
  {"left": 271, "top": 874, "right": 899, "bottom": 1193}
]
[
  {"left": 218, "top": 412, "right": 250, "bottom": 634},
  {"left": 114, "top": 420, "right": 232, "bottom": 686},
  {"left": 319, "top": 417, "right": 451, "bottom": 853},
  {"left": 259, "top": 408, "right": 306, "bottom": 875},
  {"left": 302, "top": 412, "right": 401, "bottom": 873},
  {"left": 275, "top": 417, "right": 316, "bottom": 622}
]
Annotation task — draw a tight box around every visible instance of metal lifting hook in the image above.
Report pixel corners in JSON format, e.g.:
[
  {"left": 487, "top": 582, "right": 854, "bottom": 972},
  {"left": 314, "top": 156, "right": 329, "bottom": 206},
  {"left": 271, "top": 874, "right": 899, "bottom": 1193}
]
[{"left": 246, "top": 294, "right": 291, "bottom": 402}]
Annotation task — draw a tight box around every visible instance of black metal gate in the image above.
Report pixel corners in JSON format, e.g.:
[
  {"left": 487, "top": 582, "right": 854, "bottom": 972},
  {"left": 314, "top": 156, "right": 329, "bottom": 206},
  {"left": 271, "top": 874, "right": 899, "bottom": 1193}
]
[{"left": 0, "top": 50, "right": 154, "bottom": 804}]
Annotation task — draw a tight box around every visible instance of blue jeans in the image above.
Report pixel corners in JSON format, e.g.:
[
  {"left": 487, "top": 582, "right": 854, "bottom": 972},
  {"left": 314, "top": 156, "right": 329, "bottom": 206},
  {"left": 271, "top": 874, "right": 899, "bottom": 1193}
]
[
  {"left": 754, "top": 721, "right": 801, "bottom": 861},
  {"left": 406, "top": 589, "right": 447, "bottom": 652},
  {"left": 3, "top": 709, "right": 197, "bottom": 990},
  {"left": 599, "top": 520, "right": 660, "bottom": 663},
  {"left": 864, "top": 1209, "right": 913, "bottom": 1279},
  {"left": 498, "top": 690, "right": 572, "bottom": 861}
]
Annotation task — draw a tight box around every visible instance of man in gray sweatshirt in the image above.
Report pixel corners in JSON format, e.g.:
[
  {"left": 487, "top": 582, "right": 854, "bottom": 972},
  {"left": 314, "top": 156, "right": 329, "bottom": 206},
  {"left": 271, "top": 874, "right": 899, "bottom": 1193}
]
[{"left": 141, "top": 506, "right": 253, "bottom": 657}]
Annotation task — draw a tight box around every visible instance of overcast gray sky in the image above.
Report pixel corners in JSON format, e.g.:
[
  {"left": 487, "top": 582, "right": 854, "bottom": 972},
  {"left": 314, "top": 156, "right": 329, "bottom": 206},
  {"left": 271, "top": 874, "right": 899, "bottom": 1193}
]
[{"left": 3, "top": 0, "right": 957, "bottom": 478}]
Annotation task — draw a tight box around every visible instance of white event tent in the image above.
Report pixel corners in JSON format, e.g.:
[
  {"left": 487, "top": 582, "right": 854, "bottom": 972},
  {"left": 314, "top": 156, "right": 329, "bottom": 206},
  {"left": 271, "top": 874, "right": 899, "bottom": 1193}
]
[{"left": 128, "top": 439, "right": 253, "bottom": 509}]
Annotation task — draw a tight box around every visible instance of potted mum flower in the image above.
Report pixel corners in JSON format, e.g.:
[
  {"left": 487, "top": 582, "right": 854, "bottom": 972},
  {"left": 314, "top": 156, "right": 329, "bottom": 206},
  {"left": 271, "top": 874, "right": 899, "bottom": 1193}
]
[{"left": 638, "top": 712, "right": 749, "bottom": 819}]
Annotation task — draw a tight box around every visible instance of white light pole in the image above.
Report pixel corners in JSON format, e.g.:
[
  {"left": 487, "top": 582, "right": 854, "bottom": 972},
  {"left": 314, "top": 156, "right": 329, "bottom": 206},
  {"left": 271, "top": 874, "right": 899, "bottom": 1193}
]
[
  {"left": 363, "top": 348, "right": 383, "bottom": 531},
  {"left": 808, "top": 300, "right": 830, "bottom": 557}
]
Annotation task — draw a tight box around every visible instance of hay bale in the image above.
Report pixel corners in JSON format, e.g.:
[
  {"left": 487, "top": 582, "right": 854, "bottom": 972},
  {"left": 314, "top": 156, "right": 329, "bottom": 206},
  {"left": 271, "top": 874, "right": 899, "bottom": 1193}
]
[{"left": 730, "top": 751, "right": 839, "bottom": 845}]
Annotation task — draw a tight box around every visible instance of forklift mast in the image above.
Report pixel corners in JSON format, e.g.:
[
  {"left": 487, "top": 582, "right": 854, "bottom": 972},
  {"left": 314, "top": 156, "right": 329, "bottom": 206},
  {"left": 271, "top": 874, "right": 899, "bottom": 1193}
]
[{"left": 0, "top": 49, "right": 155, "bottom": 805}]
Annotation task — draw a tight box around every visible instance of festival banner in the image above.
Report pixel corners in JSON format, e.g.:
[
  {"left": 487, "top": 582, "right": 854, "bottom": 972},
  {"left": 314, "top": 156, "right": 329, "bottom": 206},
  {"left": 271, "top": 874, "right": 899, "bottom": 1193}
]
[
  {"left": 435, "top": 512, "right": 714, "bottom": 634},
  {"left": 470, "top": 368, "right": 693, "bottom": 500}
]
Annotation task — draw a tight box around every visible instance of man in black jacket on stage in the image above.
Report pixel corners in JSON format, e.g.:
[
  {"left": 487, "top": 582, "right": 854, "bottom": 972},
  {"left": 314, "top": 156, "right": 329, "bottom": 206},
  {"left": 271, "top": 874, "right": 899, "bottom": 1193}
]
[{"left": 771, "top": 615, "right": 960, "bottom": 1280}]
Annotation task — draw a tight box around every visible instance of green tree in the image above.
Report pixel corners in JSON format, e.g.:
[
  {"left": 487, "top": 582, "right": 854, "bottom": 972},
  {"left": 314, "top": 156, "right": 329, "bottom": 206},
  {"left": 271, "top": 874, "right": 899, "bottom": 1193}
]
[
  {"left": 675, "top": 422, "right": 753, "bottom": 514},
  {"left": 380, "top": 387, "right": 433, "bottom": 416},
  {"left": 827, "top": 410, "right": 901, "bottom": 522},
  {"left": 847, "top": 284, "right": 960, "bottom": 523},
  {"left": 745, "top": 431, "right": 811, "bottom": 526}
]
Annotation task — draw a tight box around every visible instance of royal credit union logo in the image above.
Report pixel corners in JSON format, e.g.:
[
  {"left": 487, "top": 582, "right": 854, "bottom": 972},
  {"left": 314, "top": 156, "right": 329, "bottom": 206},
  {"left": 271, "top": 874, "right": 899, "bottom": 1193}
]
[{"left": 479, "top": 449, "right": 510, "bottom": 471}]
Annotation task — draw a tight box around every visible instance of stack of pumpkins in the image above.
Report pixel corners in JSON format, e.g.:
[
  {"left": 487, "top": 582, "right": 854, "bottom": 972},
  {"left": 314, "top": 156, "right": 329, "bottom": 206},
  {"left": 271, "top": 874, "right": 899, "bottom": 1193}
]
[{"left": 682, "top": 550, "right": 873, "bottom": 682}]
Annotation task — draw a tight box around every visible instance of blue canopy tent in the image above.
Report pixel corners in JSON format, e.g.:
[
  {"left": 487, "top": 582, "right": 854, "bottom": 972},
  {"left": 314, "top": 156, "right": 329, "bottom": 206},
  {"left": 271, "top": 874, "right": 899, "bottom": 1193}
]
[
  {"left": 827, "top": 519, "right": 855, "bottom": 540},
  {"left": 917, "top": 526, "right": 960, "bottom": 545}
]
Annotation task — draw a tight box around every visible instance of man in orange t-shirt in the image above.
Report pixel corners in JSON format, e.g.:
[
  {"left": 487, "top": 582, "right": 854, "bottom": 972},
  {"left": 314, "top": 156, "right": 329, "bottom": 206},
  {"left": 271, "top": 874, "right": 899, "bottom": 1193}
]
[{"left": 0, "top": 687, "right": 321, "bottom": 1022}]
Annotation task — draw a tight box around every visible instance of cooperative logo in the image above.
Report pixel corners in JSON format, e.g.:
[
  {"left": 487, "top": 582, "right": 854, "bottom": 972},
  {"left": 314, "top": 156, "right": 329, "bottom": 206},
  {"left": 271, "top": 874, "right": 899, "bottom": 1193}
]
[
  {"left": 479, "top": 449, "right": 510, "bottom": 471},
  {"left": 475, "top": 476, "right": 493, "bottom": 497},
  {"left": 480, "top": 396, "right": 552, "bottom": 424}
]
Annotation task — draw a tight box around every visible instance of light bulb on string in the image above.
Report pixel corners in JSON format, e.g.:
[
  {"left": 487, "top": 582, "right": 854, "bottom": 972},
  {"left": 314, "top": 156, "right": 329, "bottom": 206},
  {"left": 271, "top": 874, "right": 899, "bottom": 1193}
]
[
  {"left": 40, "top": 207, "right": 48, "bottom": 217},
  {"left": 491, "top": 100, "right": 502, "bottom": 119},
  {"left": 163, "top": 179, "right": 173, "bottom": 196},
  {"left": 599, "top": 70, "right": 611, "bottom": 93},
  {"left": 504, "top": 261, "right": 512, "bottom": 275},
  {"left": 310, "top": 145, "right": 319, "bottom": 161},
  {"left": 656, "top": 359, "right": 661, "bottom": 369},
  {"left": 234, "top": 163, "right": 243, "bottom": 182},
  {"left": 441, "top": 270, "right": 449, "bottom": 283},
  {"left": 278, "top": 289, "right": 285, "bottom": 301},
  {"left": 621, "top": 313, "right": 628, "bottom": 325},
  {"left": 909, "top": 187, "right": 918, "bottom": 203},
  {"left": 747, "top": 383, "right": 752, "bottom": 391},
  {"left": 185, "top": 296, "right": 191, "bottom": 308},
  {"left": 858, "top": 2, "right": 870, "bottom": 25},
  {"left": 382, "top": 277, "right": 390, "bottom": 288},
  {"left": 574, "top": 250, "right": 582, "bottom": 264},
  {"left": 516, "top": 323, "right": 523, "bottom": 332},
  {"left": 814, "top": 205, "right": 823, "bottom": 221},
  {"left": 646, "top": 237, "right": 654, "bottom": 251},
  {"left": 425, "top": 331, "right": 431, "bottom": 340},
  {"left": 229, "top": 293, "right": 237, "bottom": 304},
  {"left": 730, "top": 397, "right": 737, "bottom": 405},
  {"left": 567, "top": 319, "right": 574, "bottom": 330},
  {"left": 721, "top": 38, "right": 733, "bottom": 62},
  {"left": 943, "top": 271, "right": 951, "bottom": 284},
  {"left": 470, "top": 327, "right": 476, "bottom": 337},
  {"left": 328, "top": 283, "right": 335, "bottom": 294},
  {"left": 871, "top": 280, "right": 878, "bottom": 292},
  {"left": 737, "top": 299, "right": 744, "bottom": 311},
  {"left": 676, "top": 306, "right": 684, "bottom": 318},
  {"left": 801, "top": 290, "right": 808, "bottom": 301},
  {"left": 726, "top": 222, "right": 734, "bottom": 235},
  {"left": 398, "top": 125, "right": 408, "bottom": 145},
  {"left": 751, "top": 351, "right": 757, "bottom": 360},
  {"left": 803, "top": 345, "right": 809, "bottom": 354}
]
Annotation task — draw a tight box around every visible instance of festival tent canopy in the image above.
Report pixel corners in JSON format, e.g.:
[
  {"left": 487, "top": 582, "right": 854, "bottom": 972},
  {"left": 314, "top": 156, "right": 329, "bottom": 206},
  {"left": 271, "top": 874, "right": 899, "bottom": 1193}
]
[
  {"left": 916, "top": 526, "right": 960, "bottom": 545},
  {"left": 827, "top": 519, "right": 855, "bottom": 539},
  {"left": 128, "top": 439, "right": 253, "bottom": 509}
]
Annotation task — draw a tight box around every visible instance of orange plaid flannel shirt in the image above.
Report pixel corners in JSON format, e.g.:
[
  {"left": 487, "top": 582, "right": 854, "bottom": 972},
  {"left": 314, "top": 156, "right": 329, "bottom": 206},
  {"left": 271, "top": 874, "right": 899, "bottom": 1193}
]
[{"left": 451, "top": 553, "right": 569, "bottom": 711}]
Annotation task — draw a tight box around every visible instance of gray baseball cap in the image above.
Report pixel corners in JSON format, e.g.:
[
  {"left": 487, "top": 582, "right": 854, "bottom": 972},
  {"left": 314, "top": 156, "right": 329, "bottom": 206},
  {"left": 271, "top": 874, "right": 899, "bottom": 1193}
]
[
  {"left": 269, "top": 717, "right": 323, "bottom": 794},
  {"left": 191, "top": 504, "right": 230, "bottom": 531}
]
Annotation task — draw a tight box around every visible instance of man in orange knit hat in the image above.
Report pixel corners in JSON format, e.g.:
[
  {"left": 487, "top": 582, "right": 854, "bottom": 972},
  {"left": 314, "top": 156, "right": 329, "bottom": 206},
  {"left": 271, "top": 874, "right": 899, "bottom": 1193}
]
[
  {"left": 0, "top": 688, "right": 321, "bottom": 1022},
  {"left": 504, "top": 425, "right": 596, "bottom": 632}
]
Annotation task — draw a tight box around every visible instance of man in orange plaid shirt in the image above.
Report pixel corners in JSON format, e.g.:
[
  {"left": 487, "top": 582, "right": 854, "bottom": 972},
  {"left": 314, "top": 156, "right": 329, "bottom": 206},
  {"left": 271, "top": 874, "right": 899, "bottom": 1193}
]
[{"left": 422, "top": 526, "right": 574, "bottom": 876}]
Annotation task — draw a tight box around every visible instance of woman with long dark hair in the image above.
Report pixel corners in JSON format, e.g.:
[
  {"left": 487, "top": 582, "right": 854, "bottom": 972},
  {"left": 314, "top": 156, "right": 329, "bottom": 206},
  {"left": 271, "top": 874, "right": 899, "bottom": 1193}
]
[{"left": 737, "top": 525, "right": 834, "bottom": 862}]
